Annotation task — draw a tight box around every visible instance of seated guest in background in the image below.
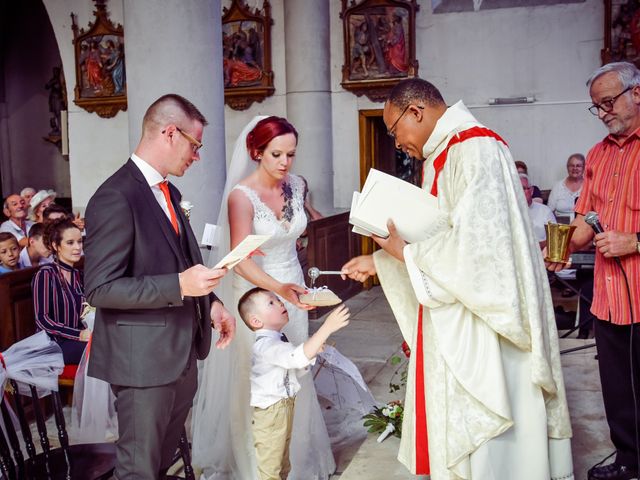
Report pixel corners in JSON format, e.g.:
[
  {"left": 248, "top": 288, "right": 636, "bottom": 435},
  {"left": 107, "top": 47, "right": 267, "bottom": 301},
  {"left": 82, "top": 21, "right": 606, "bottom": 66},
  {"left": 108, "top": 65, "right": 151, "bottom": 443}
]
[
  {"left": 19, "top": 223, "right": 53, "bottom": 267},
  {"left": 0, "top": 232, "right": 23, "bottom": 274},
  {"left": 32, "top": 218, "right": 89, "bottom": 364},
  {"left": 521, "top": 173, "right": 556, "bottom": 249},
  {"left": 42, "top": 203, "right": 85, "bottom": 231},
  {"left": 547, "top": 153, "right": 585, "bottom": 222},
  {"left": 43, "top": 203, "right": 71, "bottom": 223},
  {"left": 20, "top": 187, "right": 36, "bottom": 206},
  {"left": 515, "top": 160, "right": 543, "bottom": 203},
  {"left": 28, "top": 189, "right": 56, "bottom": 223},
  {"left": 0, "top": 194, "right": 33, "bottom": 248}
]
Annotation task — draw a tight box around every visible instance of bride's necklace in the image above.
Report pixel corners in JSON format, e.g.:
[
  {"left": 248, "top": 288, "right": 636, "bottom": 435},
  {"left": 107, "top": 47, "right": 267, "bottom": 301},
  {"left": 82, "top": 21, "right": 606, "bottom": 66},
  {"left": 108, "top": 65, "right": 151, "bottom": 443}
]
[{"left": 281, "top": 180, "right": 294, "bottom": 222}]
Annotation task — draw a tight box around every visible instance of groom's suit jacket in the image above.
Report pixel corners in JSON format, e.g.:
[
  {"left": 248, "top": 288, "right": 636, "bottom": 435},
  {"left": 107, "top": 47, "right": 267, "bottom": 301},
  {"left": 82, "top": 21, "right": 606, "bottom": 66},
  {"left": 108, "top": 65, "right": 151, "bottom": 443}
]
[{"left": 84, "top": 159, "right": 215, "bottom": 387}]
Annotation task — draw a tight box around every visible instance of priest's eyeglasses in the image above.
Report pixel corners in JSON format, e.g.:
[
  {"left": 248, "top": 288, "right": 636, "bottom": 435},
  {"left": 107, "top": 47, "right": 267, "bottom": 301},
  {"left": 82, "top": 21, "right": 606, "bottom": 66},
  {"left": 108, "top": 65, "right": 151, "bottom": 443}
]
[
  {"left": 387, "top": 104, "right": 424, "bottom": 138},
  {"left": 588, "top": 86, "right": 632, "bottom": 116},
  {"left": 162, "top": 126, "right": 203, "bottom": 153}
]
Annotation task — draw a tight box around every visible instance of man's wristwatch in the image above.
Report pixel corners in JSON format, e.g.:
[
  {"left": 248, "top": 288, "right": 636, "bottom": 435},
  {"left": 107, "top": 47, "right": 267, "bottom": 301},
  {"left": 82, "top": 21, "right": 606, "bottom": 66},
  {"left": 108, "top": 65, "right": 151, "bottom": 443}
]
[{"left": 636, "top": 232, "right": 640, "bottom": 254}]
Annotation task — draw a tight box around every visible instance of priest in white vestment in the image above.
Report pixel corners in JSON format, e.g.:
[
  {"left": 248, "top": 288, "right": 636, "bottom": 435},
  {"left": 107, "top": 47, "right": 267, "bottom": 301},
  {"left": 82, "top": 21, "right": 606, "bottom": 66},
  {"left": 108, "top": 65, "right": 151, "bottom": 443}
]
[{"left": 342, "top": 78, "right": 574, "bottom": 480}]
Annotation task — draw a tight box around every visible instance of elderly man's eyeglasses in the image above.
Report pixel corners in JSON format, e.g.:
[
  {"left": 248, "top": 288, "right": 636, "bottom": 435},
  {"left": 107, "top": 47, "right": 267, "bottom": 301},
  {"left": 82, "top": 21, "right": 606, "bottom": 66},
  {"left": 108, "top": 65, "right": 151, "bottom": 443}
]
[
  {"left": 162, "top": 127, "right": 203, "bottom": 153},
  {"left": 387, "top": 104, "right": 424, "bottom": 138},
  {"left": 588, "top": 87, "right": 632, "bottom": 116}
]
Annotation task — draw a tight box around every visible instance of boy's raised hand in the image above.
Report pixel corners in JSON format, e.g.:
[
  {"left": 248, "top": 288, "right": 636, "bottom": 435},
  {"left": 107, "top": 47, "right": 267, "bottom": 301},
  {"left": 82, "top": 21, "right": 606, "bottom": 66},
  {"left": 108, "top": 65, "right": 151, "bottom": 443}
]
[{"left": 323, "top": 304, "right": 351, "bottom": 334}]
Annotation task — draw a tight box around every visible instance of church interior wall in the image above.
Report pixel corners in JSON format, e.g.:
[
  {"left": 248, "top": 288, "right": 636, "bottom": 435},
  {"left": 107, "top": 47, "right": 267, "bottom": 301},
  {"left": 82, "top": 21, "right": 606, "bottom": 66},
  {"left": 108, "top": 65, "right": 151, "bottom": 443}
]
[
  {"left": 328, "top": 0, "right": 607, "bottom": 209},
  {"left": 122, "top": 0, "right": 227, "bottom": 241},
  {"left": 43, "top": 0, "right": 129, "bottom": 214},
  {"left": 5, "top": 0, "right": 613, "bottom": 218},
  {"left": 0, "top": 0, "right": 72, "bottom": 199}
]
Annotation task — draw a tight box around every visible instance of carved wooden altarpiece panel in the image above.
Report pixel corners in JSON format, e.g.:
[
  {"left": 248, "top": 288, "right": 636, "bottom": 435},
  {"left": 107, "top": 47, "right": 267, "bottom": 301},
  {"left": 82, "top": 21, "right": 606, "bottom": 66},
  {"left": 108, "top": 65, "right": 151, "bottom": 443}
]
[
  {"left": 222, "top": 0, "right": 275, "bottom": 111},
  {"left": 340, "top": 0, "right": 419, "bottom": 102},
  {"left": 602, "top": 0, "right": 640, "bottom": 67},
  {"left": 71, "top": 0, "right": 126, "bottom": 118}
]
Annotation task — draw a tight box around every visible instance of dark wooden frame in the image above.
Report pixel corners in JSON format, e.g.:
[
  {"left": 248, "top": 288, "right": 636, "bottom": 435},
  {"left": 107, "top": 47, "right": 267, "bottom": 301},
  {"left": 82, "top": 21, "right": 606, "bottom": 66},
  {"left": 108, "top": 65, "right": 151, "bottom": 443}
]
[
  {"left": 602, "top": 0, "right": 640, "bottom": 67},
  {"left": 340, "top": 0, "right": 419, "bottom": 102},
  {"left": 71, "top": 0, "right": 127, "bottom": 118},
  {"left": 357, "top": 109, "right": 383, "bottom": 289},
  {"left": 222, "top": 0, "right": 275, "bottom": 111}
]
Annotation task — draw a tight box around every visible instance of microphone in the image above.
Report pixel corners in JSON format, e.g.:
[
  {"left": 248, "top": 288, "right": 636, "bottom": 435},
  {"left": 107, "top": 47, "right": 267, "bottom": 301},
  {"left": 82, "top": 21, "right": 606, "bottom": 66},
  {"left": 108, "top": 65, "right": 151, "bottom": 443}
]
[
  {"left": 585, "top": 211, "right": 622, "bottom": 265},
  {"left": 584, "top": 211, "right": 604, "bottom": 234}
]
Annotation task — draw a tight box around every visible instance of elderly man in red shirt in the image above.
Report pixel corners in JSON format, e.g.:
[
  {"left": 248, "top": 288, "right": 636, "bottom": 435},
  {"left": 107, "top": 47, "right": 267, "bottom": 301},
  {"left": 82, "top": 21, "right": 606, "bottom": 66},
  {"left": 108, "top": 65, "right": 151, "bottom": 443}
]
[{"left": 548, "top": 61, "right": 640, "bottom": 480}]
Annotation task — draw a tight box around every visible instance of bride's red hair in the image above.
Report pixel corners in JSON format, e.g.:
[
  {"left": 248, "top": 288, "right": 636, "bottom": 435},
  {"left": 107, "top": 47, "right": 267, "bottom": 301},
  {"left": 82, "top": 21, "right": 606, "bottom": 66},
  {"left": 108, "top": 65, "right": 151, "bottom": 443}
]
[{"left": 246, "top": 116, "right": 298, "bottom": 161}]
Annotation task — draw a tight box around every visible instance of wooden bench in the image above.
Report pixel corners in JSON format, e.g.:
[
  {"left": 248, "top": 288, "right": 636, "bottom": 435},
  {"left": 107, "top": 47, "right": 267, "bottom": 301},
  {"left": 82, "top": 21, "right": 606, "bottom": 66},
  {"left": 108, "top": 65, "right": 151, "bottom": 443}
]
[{"left": 0, "top": 267, "right": 39, "bottom": 350}]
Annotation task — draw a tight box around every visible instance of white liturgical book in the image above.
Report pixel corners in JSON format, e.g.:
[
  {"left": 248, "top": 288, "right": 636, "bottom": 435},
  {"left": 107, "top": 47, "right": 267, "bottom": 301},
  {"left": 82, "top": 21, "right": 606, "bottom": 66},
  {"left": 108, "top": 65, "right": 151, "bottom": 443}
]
[
  {"left": 349, "top": 168, "right": 446, "bottom": 244},
  {"left": 213, "top": 234, "right": 271, "bottom": 270}
]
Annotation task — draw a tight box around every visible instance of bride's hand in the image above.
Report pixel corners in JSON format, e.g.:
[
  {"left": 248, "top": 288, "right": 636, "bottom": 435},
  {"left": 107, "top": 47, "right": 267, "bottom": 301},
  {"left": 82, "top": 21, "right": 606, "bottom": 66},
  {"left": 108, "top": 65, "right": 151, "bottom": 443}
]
[{"left": 276, "top": 283, "right": 315, "bottom": 310}]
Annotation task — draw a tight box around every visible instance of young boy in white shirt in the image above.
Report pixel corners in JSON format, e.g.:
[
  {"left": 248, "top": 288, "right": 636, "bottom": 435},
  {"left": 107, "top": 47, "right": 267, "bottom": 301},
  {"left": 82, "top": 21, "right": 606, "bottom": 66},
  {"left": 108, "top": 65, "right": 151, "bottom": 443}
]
[{"left": 237, "top": 287, "right": 351, "bottom": 480}]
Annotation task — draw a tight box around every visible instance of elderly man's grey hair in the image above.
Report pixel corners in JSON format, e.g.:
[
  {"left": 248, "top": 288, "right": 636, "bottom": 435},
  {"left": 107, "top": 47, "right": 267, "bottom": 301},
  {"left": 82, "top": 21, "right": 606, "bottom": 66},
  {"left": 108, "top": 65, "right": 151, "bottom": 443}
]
[
  {"left": 586, "top": 62, "right": 640, "bottom": 89},
  {"left": 20, "top": 187, "right": 35, "bottom": 197}
]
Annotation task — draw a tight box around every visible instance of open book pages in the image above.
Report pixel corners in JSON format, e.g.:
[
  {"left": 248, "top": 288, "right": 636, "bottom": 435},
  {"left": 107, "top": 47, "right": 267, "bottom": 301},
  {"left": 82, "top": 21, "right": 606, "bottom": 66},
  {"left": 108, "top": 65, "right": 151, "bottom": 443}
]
[
  {"left": 213, "top": 234, "right": 271, "bottom": 269},
  {"left": 349, "top": 168, "right": 448, "bottom": 244}
]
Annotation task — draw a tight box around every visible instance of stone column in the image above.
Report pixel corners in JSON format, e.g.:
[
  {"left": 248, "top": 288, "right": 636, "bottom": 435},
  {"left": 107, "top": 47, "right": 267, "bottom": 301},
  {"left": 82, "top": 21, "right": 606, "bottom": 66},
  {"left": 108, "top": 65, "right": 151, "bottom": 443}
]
[
  {"left": 124, "top": 0, "right": 226, "bottom": 241},
  {"left": 283, "top": 0, "right": 334, "bottom": 212}
]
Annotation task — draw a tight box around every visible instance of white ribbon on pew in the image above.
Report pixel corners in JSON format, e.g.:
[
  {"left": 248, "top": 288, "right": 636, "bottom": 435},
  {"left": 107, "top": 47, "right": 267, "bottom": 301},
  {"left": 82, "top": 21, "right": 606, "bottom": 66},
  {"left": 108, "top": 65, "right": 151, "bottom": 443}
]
[{"left": 0, "top": 331, "right": 65, "bottom": 399}]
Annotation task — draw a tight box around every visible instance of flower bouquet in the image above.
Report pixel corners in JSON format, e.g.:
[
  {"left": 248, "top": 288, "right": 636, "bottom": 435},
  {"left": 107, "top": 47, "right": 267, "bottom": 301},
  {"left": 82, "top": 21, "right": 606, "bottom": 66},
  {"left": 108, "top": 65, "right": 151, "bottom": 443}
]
[{"left": 363, "top": 400, "right": 404, "bottom": 442}]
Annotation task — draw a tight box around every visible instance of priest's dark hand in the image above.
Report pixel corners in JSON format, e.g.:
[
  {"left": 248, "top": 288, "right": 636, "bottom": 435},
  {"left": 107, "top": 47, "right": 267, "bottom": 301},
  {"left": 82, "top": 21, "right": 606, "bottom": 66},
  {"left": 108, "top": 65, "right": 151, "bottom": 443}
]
[
  {"left": 373, "top": 220, "right": 407, "bottom": 262},
  {"left": 341, "top": 255, "right": 376, "bottom": 283}
]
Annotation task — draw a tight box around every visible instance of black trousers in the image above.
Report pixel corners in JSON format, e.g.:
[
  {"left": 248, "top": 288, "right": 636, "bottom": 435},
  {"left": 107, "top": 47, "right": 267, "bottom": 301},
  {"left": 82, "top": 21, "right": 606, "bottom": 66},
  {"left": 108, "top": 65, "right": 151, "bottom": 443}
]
[
  {"left": 594, "top": 318, "right": 640, "bottom": 468},
  {"left": 111, "top": 350, "right": 197, "bottom": 479}
]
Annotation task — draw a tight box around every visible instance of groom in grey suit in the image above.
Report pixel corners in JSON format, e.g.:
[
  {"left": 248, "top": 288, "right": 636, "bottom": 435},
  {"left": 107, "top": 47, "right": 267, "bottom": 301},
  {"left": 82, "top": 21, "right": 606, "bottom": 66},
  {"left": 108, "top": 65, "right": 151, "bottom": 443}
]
[{"left": 84, "top": 94, "right": 235, "bottom": 479}]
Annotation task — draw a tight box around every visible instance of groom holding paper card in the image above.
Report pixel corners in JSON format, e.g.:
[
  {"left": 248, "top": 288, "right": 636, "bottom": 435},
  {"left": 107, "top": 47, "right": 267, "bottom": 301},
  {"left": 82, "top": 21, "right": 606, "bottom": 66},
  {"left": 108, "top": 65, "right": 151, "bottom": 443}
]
[
  {"left": 84, "top": 94, "right": 235, "bottom": 479},
  {"left": 342, "top": 79, "right": 574, "bottom": 480}
]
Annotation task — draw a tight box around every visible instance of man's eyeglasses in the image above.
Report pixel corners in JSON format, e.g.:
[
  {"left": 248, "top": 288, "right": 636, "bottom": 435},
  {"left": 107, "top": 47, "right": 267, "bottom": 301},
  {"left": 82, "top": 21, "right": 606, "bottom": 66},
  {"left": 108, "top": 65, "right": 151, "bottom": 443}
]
[
  {"left": 162, "top": 127, "right": 203, "bottom": 153},
  {"left": 588, "top": 86, "right": 632, "bottom": 116},
  {"left": 387, "top": 104, "right": 424, "bottom": 138}
]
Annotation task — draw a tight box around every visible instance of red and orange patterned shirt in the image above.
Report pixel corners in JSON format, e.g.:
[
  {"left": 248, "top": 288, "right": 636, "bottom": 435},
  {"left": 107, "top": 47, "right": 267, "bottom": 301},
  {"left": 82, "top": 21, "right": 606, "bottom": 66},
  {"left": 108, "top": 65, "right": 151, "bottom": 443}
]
[{"left": 575, "top": 128, "right": 640, "bottom": 325}]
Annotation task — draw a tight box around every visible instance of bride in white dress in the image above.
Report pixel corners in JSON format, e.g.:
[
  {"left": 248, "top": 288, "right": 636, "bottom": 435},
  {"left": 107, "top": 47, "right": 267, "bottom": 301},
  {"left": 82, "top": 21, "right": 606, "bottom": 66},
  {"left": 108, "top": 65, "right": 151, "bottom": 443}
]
[{"left": 192, "top": 116, "right": 336, "bottom": 479}]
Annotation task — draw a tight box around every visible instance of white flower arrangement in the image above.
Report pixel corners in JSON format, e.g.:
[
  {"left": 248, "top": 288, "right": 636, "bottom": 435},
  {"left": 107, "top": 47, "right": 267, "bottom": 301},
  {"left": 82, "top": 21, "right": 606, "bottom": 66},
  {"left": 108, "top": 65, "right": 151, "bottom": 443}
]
[
  {"left": 363, "top": 400, "right": 404, "bottom": 442},
  {"left": 179, "top": 200, "right": 194, "bottom": 220}
]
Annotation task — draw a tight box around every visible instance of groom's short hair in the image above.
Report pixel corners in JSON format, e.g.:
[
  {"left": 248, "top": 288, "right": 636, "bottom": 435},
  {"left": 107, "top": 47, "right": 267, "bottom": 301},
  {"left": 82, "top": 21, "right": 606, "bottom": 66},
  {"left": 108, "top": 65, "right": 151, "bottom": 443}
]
[{"left": 237, "top": 286, "right": 268, "bottom": 331}]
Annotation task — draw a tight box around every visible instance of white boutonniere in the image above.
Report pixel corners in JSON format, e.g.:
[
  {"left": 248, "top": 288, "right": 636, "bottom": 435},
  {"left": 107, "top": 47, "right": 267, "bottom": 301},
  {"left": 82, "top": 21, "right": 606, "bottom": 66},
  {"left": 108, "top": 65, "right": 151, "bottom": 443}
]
[{"left": 180, "top": 200, "right": 194, "bottom": 220}]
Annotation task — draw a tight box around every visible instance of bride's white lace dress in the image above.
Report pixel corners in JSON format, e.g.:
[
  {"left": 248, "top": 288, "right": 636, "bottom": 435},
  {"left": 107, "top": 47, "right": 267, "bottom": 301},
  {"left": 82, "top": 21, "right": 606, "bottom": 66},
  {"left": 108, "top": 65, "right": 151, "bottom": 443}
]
[{"left": 192, "top": 173, "right": 335, "bottom": 480}]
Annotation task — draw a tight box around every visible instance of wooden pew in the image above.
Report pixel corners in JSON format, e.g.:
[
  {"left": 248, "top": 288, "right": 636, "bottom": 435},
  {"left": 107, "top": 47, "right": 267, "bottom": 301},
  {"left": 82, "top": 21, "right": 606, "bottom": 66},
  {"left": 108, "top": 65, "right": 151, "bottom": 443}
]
[{"left": 0, "top": 267, "right": 39, "bottom": 350}]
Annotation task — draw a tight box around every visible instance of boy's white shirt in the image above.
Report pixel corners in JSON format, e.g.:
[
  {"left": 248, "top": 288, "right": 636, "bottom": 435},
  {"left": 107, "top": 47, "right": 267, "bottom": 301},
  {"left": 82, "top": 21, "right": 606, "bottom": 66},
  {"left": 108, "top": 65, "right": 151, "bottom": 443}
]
[{"left": 250, "top": 328, "right": 315, "bottom": 409}]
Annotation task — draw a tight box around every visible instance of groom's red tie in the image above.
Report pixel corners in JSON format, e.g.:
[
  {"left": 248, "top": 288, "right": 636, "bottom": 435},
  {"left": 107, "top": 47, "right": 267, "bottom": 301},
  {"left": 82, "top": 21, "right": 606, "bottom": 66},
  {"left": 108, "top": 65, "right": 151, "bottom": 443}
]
[{"left": 159, "top": 181, "right": 179, "bottom": 235}]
